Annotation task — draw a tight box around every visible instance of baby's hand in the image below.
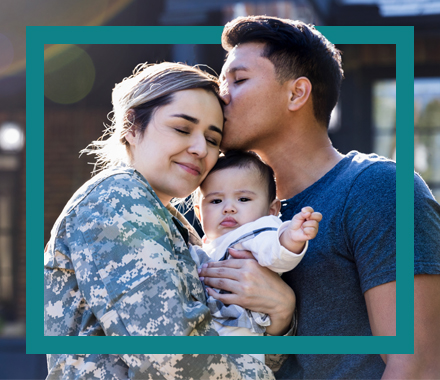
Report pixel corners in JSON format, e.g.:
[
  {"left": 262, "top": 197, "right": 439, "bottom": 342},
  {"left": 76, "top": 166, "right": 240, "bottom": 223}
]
[{"left": 279, "top": 207, "right": 322, "bottom": 253}]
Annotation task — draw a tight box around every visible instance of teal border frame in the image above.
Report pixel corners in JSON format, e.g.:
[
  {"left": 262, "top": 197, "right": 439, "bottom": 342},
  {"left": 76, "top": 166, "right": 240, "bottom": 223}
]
[{"left": 26, "top": 26, "right": 414, "bottom": 354}]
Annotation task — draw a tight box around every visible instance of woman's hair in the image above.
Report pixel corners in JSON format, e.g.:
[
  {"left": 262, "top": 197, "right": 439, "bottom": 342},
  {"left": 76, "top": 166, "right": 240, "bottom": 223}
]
[{"left": 82, "top": 62, "right": 220, "bottom": 173}]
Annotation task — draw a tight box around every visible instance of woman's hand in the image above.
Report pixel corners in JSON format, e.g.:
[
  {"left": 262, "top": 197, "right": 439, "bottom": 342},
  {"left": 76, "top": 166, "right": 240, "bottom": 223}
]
[{"left": 198, "top": 248, "right": 296, "bottom": 335}]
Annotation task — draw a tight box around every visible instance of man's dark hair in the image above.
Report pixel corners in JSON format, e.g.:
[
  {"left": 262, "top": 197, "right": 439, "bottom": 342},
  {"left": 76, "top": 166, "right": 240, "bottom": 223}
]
[
  {"left": 222, "top": 16, "right": 343, "bottom": 127},
  {"left": 208, "top": 150, "right": 277, "bottom": 202}
]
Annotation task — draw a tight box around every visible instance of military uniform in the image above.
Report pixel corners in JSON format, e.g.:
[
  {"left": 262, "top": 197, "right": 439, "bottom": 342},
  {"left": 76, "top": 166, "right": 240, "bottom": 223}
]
[{"left": 44, "top": 166, "right": 274, "bottom": 379}]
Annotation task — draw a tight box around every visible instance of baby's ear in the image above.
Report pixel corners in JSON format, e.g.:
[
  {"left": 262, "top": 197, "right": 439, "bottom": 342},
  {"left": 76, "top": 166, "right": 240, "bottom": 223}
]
[
  {"left": 194, "top": 204, "right": 201, "bottom": 220},
  {"left": 269, "top": 198, "right": 281, "bottom": 216}
]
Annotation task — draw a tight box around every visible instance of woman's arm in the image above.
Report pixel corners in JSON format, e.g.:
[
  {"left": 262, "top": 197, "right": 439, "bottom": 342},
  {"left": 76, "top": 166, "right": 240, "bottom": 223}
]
[
  {"left": 199, "top": 248, "right": 296, "bottom": 336},
  {"left": 121, "top": 354, "right": 274, "bottom": 380},
  {"left": 56, "top": 174, "right": 275, "bottom": 378}
]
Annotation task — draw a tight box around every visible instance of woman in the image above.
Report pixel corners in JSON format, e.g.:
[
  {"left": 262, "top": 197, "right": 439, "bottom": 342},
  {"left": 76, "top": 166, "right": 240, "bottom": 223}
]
[{"left": 44, "top": 62, "right": 275, "bottom": 379}]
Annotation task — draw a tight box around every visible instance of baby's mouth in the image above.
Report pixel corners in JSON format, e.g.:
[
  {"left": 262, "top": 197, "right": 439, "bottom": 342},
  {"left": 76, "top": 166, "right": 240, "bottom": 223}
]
[{"left": 220, "top": 217, "right": 238, "bottom": 227}]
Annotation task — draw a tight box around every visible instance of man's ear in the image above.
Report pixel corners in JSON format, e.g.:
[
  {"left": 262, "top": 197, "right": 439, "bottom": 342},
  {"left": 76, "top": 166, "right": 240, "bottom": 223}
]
[
  {"left": 194, "top": 204, "right": 201, "bottom": 221},
  {"left": 268, "top": 198, "right": 281, "bottom": 216},
  {"left": 287, "top": 77, "right": 312, "bottom": 112}
]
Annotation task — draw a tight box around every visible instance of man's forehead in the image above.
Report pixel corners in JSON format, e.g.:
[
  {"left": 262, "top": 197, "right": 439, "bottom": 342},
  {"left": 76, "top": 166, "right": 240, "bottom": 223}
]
[{"left": 220, "top": 43, "right": 265, "bottom": 77}]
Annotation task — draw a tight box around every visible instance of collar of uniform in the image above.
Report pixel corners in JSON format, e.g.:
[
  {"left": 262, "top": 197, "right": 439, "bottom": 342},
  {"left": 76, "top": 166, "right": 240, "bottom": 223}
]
[{"left": 166, "top": 204, "right": 203, "bottom": 246}]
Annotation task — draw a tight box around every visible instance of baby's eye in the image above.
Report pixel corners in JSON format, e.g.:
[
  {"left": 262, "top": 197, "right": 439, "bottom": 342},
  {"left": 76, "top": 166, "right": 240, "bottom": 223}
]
[
  {"left": 239, "top": 197, "right": 251, "bottom": 202},
  {"left": 210, "top": 199, "right": 222, "bottom": 204}
]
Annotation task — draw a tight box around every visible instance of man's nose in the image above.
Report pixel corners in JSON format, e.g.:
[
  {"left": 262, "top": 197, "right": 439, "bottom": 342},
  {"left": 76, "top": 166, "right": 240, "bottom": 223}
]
[{"left": 220, "top": 83, "right": 231, "bottom": 105}]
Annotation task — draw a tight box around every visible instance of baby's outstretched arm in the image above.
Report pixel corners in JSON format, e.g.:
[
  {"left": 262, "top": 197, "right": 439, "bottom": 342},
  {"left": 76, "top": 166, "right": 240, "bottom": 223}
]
[{"left": 279, "top": 207, "right": 322, "bottom": 253}]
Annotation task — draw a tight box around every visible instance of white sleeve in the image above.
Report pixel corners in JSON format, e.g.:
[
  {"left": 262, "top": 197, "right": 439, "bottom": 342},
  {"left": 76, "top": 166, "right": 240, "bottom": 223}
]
[{"left": 240, "top": 221, "right": 307, "bottom": 274}]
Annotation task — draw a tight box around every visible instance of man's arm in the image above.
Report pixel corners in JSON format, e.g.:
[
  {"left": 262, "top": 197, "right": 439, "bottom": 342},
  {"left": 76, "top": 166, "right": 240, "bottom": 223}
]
[
  {"left": 199, "top": 248, "right": 296, "bottom": 336},
  {"left": 365, "top": 275, "right": 440, "bottom": 379}
]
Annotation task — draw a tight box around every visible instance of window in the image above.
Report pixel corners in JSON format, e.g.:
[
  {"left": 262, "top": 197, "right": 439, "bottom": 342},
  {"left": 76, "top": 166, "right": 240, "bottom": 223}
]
[
  {"left": 372, "top": 79, "right": 396, "bottom": 161},
  {"left": 373, "top": 78, "right": 440, "bottom": 202},
  {"left": 414, "top": 78, "right": 440, "bottom": 202}
]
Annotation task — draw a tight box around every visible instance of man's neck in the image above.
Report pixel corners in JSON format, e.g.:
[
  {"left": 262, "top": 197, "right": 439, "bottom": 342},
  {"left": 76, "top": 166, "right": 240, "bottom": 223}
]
[{"left": 255, "top": 129, "right": 344, "bottom": 200}]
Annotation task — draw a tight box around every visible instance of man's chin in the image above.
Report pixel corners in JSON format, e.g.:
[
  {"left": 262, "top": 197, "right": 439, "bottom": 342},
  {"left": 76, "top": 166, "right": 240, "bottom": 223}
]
[{"left": 220, "top": 138, "right": 244, "bottom": 152}]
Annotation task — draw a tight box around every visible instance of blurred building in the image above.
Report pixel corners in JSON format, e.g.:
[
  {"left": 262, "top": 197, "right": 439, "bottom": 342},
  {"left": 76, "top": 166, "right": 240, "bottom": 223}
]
[{"left": 0, "top": 0, "right": 439, "bottom": 379}]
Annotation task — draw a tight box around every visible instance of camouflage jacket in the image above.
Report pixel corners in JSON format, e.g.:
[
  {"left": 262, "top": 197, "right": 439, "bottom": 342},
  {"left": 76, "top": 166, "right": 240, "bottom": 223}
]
[{"left": 44, "top": 166, "right": 274, "bottom": 379}]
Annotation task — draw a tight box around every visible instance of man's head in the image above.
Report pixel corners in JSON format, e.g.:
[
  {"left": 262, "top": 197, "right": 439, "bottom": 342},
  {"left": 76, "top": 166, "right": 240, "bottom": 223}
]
[
  {"left": 219, "top": 16, "right": 343, "bottom": 150},
  {"left": 195, "top": 150, "right": 280, "bottom": 241}
]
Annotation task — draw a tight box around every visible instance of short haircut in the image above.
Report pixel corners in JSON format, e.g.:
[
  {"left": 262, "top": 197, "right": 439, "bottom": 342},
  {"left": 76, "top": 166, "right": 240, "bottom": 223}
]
[
  {"left": 222, "top": 16, "right": 343, "bottom": 127},
  {"left": 204, "top": 150, "right": 277, "bottom": 203}
]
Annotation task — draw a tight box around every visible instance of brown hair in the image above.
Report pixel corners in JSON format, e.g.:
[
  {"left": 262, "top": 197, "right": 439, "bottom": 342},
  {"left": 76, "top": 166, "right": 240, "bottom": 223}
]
[
  {"left": 82, "top": 62, "right": 220, "bottom": 173},
  {"left": 222, "top": 16, "right": 343, "bottom": 127}
]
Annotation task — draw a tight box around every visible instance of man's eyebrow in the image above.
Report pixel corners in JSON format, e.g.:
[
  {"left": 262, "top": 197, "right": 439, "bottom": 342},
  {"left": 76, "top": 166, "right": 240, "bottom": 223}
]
[
  {"left": 171, "top": 114, "right": 222, "bottom": 135},
  {"left": 228, "top": 65, "right": 249, "bottom": 73},
  {"left": 220, "top": 65, "right": 249, "bottom": 80}
]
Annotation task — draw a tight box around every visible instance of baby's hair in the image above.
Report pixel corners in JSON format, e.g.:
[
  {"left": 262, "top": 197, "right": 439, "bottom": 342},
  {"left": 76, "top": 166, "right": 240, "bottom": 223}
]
[{"left": 198, "top": 150, "right": 277, "bottom": 203}]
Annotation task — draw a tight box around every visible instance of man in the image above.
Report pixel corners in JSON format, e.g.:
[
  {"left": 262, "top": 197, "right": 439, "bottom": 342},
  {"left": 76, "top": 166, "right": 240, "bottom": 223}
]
[{"left": 199, "top": 15, "right": 440, "bottom": 379}]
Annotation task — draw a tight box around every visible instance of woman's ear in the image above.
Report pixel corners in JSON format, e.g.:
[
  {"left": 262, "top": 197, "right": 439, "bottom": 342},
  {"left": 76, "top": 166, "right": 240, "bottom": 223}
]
[
  {"left": 287, "top": 77, "right": 312, "bottom": 112},
  {"left": 268, "top": 198, "right": 281, "bottom": 216},
  {"left": 124, "top": 110, "right": 138, "bottom": 146}
]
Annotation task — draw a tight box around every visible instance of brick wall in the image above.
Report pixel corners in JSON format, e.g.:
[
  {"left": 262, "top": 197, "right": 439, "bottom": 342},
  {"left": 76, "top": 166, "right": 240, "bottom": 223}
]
[{"left": 44, "top": 107, "right": 110, "bottom": 245}]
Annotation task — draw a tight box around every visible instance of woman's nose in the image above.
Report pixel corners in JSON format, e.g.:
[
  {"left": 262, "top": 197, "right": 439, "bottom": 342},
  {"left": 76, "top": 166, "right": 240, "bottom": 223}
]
[{"left": 188, "top": 135, "right": 208, "bottom": 157}]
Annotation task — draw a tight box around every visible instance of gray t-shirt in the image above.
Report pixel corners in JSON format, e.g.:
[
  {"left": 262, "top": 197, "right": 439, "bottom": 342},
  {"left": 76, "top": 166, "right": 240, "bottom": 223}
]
[{"left": 276, "top": 151, "right": 440, "bottom": 379}]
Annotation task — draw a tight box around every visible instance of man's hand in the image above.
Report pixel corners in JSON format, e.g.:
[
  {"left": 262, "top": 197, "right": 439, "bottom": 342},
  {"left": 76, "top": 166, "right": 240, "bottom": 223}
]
[
  {"left": 198, "top": 248, "right": 296, "bottom": 336},
  {"left": 280, "top": 207, "right": 322, "bottom": 253}
]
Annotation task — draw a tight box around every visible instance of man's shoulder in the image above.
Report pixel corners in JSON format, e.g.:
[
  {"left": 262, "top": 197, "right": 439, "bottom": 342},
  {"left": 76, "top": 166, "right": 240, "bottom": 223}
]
[
  {"left": 338, "top": 151, "right": 396, "bottom": 193},
  {"left": 346, "top": 150, "right": 395, "bottom": 174}
]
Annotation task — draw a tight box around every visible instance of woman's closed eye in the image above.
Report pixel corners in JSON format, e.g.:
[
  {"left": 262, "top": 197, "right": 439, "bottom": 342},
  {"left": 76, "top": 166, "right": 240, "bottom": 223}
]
[
  {"left": 174, "top": 129, "right": 219, "bottom": 146},
  {"left": 205, "top": 136, "right": 220, "bottom": 146},
  {"left": 174, "top": 128, "right": 189, "bottom": 135}
]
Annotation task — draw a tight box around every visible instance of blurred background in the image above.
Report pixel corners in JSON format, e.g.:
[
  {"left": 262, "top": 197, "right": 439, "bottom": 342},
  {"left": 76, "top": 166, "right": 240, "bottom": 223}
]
[{"left": 0, "top": 0, "right": 439, "bottom": 378}]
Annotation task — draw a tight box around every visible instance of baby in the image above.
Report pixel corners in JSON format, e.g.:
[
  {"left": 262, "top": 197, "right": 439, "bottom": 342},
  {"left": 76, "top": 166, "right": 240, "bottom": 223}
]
[{"left": 190, "top": 150, "right": 322, "bottom": 362}]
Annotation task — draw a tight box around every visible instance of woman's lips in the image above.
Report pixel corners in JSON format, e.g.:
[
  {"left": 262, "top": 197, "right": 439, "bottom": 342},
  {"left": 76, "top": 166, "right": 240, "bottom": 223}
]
[
  {"left": 176, "top": 162, "right": 201, "bottom": 176},
  {"left": 220, "top": 217, "right": 238, "bottom": 227}
]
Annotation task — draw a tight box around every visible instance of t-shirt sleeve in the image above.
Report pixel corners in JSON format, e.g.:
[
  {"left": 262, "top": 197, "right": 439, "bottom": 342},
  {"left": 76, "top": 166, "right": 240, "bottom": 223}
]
[
  {"left": 341, "top": 162, "right": 396, "bottom": 294},
  {"left": 414, "top": 172, "right": 440, "bottom": 274}
]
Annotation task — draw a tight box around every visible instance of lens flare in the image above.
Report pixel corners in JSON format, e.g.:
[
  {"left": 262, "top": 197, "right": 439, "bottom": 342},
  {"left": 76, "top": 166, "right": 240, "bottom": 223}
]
[
  {"left": 44, "top": 45, "right": 95, "bottom": 104},
  {"left": 0, "top": 34, "right": 14, "bottom": 74},
  {"left": 0, "top": 122, "right": 24, "bottom": 152}
]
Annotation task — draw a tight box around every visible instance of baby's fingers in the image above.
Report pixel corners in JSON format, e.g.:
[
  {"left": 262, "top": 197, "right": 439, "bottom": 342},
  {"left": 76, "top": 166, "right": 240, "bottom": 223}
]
[
  {"left": 309, "top": 212, "right": 323, "bottom": 222},
  {"left": 303, "top": 220, "right": 320, "bottom": 238},
  {"left": 301, "top": 206, "right": 314, "bottom": 213}
]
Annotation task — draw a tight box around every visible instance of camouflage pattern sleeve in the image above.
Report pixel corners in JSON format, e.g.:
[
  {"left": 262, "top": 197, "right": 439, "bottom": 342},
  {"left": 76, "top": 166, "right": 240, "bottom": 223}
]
[
  {"left": 46, "top": 353, "right": 274, "bottom": 379},
  {"left": 44, "top": 168, "right": 274, "bottom": 379}
]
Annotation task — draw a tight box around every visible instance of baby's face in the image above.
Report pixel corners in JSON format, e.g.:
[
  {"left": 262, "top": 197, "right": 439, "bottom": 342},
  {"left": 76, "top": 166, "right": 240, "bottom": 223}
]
[{"left": 197, "top": 166, "right": 275, "bottom": 241}]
